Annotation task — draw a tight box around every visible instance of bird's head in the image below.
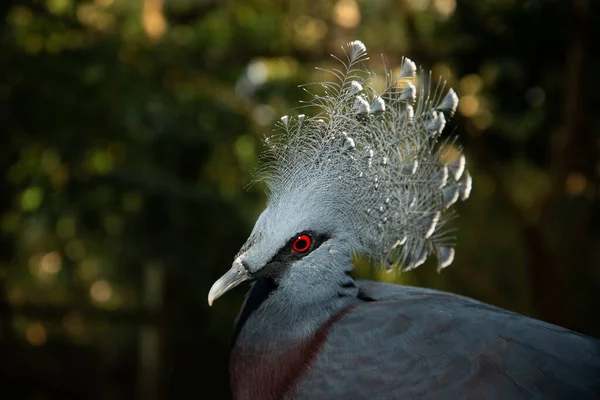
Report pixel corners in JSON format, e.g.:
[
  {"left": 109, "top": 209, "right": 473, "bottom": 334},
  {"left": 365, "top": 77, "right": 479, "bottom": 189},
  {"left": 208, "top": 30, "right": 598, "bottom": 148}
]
[
  {"left": 208, "top": 40, "right": 471, "bottom": 306},
  {"left": 208, "top": 180, "right": 358, "bottom": 306}
]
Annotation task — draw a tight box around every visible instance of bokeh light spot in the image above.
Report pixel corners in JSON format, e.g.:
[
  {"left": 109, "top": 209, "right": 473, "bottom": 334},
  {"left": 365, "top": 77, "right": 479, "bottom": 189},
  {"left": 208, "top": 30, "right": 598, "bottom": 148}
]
[
  {"left": 234, "top": 135, "right": 257, "bottom": 166},
  {"left": 20, "top": 187, "right": 43, "bottom": 211},
  {"left": 565, "top": 172, "right": 587, "bottom": 196},
  {"left": 28, "top": 251, "right": 62, "bottom": 283},
  {"left": 294, "top": 16, "right": 328, "bottom": 47},
  {"left": 460, "top": 74, "right": 483, "bottom": 95},
  {"left": 459, "top": 95, "right": 479, "bottom": 117},
  {"left": 247, "top": 60, "right": 268, "bottom": 85},
  {"left": 252, "top": 104, "right": 276, "bottom": 126},
  {"left": 90, "top": 280, "right": 113, "bottom": 303},
  {"left": 88, "top": 149, "right": 113, "bottom": 175},
  {"left": 433, "top": 0, "right": 456, "bottom": 18},
  {"left": 143, "top": 0, "right": 167, "bottom": 40},
  {"left": 333, "top": 0, "right": 361, "bottom": 28},
  {"left": 47, "top": 0, "right": 71, "bottom": 15},
  {"left": 9, "top": 6, "right": 33, "bottom": 27},
  {"left": 26, "top": 323, "right": 47, "bottom": 346}
]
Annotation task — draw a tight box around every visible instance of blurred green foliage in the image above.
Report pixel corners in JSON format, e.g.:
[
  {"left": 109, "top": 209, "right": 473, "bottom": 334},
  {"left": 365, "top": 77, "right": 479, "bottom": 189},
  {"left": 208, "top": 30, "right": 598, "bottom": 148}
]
[{"left": 0, "top": 0, "right": 599, "bottom": 398}]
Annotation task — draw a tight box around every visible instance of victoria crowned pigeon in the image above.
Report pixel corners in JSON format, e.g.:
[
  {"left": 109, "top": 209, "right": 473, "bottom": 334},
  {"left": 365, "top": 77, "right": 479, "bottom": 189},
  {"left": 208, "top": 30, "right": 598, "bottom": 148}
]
[{"left": 208, "top": 40, "right": 600, "bottom": 399}]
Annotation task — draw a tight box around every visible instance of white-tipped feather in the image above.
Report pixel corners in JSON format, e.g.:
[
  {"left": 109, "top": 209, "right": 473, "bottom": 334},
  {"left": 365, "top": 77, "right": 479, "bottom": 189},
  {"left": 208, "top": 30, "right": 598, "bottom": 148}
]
[
  {"left": 442, "top": 186, "right": 460, "bottom": 209},
  {"left": 438, "top": 165, "right": 449, "bottom": 189},
  {"left": 349, "top": 81, "right": 363, "bottom": 95},
  {"left": 425, "top": 111, "right": 446, "bottom": 137},
  {"left": 353, "top": 95, "right": 370, "bottom": 114},
  {"left": 424, "top": 211, "right": 441, "bottom": 239},
  {"left": 459, "top": 170, "right": 472, "bottom": 200},
  {"left": 399, "top": 58, "right": 417, "bottom": 79},
  {"left": 437, "top": 88, "right": 459, "bottom": 117},
  {"left": 259, "top": 40, "right": 471, "bottom": 272},
  {"left": 405, "top": 246, "right": 427, "bottom": 271},
  {"left": 447, "top": 155, "right": 466, "bottom": 181},
  {"left": 392, "top": 236, "right": 407, "bottom": 248},
  {"left": 402, "top": 159, "right": 419, "bottom": 176},
  {"left": 437, "top": 247, "right": 455, "bottom": 271},
  {"left": 347, "top": 40, "right": 367, "bottom": 60},
  {"left": 371, "top": 96, "right": 386, "bottom": 113},
  {"left": 280, "top": 115, "right": 289, "bottom": 127}
]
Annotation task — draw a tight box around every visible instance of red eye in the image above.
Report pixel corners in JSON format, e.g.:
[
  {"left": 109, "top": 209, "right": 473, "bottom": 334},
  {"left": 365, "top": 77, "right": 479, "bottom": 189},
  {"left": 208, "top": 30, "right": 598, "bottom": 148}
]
[{"left": 292, "top": 234, "right": 312, "bottom": 253}]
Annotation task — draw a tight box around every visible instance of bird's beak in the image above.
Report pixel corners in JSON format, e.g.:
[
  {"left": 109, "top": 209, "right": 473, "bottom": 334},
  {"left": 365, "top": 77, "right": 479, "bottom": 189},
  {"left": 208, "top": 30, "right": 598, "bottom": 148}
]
[{"left": 208, "top": 259, "right": 250, "bottom": 306}]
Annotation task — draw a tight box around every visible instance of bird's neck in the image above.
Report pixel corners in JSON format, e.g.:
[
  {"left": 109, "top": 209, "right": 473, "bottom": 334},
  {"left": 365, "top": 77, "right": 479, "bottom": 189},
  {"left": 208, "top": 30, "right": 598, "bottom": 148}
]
[
  {"left": 229, "top": 272, "right": 358, "bottom": 400},
  {"left": 233, "top": 275, "right": 357, "bottom": 349}
]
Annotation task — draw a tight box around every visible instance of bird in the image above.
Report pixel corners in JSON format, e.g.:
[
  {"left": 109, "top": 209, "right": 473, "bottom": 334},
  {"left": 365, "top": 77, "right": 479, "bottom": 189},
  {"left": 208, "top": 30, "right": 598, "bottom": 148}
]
[{"left": 208, "top": 40, "right": 600, "bottom": 399}]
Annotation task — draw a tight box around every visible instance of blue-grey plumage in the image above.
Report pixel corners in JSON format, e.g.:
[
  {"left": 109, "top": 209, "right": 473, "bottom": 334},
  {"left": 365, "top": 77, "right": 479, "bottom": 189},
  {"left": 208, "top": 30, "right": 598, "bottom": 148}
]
[
  {"left": 208, "top": 40, "right": 600, "bottom": 399},
  {"left": 296, "top": 281, "right": 600, "bottom": 399}
]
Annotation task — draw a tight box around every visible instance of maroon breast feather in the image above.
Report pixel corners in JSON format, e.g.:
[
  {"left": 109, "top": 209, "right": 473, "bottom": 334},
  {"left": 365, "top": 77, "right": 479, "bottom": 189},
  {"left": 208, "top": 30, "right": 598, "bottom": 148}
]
[{"left": 230, "top": 304, "right": 357, "bottom": 400}]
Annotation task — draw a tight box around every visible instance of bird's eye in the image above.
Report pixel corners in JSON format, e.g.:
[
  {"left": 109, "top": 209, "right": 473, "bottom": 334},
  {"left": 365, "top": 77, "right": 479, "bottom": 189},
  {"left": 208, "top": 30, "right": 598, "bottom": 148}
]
[{"left": 292, "top": 234, "right": 312, "bottom": 253}]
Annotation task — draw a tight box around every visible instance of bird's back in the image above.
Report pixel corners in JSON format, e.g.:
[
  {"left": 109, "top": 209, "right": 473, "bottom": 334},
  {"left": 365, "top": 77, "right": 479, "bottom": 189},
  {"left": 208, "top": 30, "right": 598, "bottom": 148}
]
[{"left": 294, "top": 280, "right": 600, "bottom": 399}]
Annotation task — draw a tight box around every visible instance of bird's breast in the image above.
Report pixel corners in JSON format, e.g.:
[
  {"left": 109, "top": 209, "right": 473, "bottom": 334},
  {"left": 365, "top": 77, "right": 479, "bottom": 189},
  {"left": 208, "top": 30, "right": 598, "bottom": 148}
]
[{"left": 229, "top": 303, "right": 356, "bottom": 400}]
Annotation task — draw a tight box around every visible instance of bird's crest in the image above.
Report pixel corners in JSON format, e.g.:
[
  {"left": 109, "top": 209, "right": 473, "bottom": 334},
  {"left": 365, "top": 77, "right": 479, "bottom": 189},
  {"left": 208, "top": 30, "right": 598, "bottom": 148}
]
[{"left": 256, "top": 40, "right": 471, "bottom": 272}]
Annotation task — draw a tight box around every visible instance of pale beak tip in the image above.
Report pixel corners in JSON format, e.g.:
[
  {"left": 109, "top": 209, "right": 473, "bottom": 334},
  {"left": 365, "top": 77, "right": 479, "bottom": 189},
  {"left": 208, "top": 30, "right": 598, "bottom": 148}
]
[
  {"left": 207, "top": 259, "right": 249, "bottom": 307},
  {"left": 207, "top": 283, "right": 220, "bottom": 306}
]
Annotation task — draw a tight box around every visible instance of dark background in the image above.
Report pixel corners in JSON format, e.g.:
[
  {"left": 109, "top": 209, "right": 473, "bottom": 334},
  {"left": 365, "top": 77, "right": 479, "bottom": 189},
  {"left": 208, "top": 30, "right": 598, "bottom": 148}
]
[{"left": 1, "top": 0, "right": 599, "bottom": 399}]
